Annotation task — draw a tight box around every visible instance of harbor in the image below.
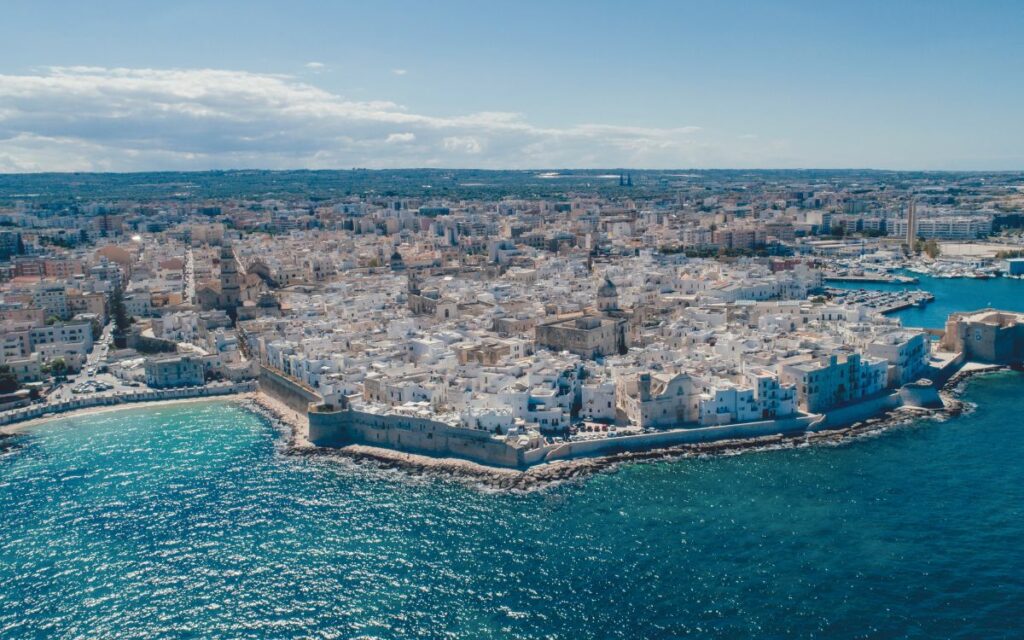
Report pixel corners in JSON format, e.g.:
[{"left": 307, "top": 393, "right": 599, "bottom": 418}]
[
  {"left": 823, "top": 273, "right": 919, "bottom": 284},
  {"left": 826, "top": 286, "right": 935, "bottom": 315}
]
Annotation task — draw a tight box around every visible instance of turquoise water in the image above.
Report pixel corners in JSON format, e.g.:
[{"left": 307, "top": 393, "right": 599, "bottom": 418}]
[
  {"left": 828, "top": 274, "right": 1024, "bottom": 328},
  {"left": 2, "top": 379, "right": 1023, "bottom": 639}
]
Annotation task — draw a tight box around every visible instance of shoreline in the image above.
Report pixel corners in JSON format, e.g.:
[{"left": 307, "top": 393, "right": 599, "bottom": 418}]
[
  {"left": 250, "top": 370, "right": 1006, "bottom": 493},
  {"left": 237, "top": 392, "right": 312, "bottom": 449},
  {"left": 266, "top": 403, "right": 955, "bottom": 493},
  {"left": 3, "top": 369, "right": 1009, "bottom": 493},
  {"left": 0, "top": 393, "right": 256, "bottom": 436}
]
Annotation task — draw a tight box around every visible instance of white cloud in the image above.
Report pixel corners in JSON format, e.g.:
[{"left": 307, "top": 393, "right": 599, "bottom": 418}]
[
  {"left": 385, "top": 132, "right": 416, "bottom": 144},
  {"left": 0, "top": 65, "right": 772, "bottom": 171},
  {"left": 442, "top": 136, "right": 482, "bottom": 154},
  {"left": 305, "top": 61, "right": 326, "bottom": 70},
  {"left": 391, "top": 69, "right": 408, "bottom": 76}
]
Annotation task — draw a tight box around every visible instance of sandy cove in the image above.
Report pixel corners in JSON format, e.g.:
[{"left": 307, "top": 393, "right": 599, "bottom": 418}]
[{"left": 0, "top": 394, "right": 256, "bottom": 436}]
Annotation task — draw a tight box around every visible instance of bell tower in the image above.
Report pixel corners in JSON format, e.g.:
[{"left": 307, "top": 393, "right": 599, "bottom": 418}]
[{"left": 220, "top": 243, "right": 243, "bottom": 310}]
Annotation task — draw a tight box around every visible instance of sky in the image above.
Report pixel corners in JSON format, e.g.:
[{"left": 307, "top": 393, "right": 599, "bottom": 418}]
[{"left": 0, "top": 0, "right": 1022, "bottom": 172}]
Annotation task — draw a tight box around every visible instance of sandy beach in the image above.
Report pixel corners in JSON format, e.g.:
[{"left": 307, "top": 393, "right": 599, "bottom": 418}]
[
  {"left": 0, "top": 394, "right": 257, "bottom": 436},
  {"left": 241, "top": 392, "right": 312, "bottom": 448}
]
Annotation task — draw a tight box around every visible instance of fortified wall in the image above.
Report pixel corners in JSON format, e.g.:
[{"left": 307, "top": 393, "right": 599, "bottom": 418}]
[
  {"left": 259, "top": 365, "right": 322, "bottom": 413},
  {"left": 308, "top": 400, "right": 823, "bottom": 469},
  {"left": 941, "top": 309, "right": 1024, "bottom": 365},
  {"left": 308, "top": 402, "right": 528, "bottom": 468}
]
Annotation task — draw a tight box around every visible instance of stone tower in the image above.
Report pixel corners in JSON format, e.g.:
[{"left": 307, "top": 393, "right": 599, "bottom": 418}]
[
  {"left": 219, "top": 244, "right": 243, "bottom": 310},
  {"left": 906, "top": 199, "right": 917, "bottom": 248}
]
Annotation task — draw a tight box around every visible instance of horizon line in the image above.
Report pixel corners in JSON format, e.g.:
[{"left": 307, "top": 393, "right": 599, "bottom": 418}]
[{"left": 1, "top": 167, "right": 1023, "bottom": 176}]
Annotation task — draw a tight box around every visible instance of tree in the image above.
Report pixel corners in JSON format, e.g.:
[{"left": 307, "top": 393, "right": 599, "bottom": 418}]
[
  {"left": 43, "top": 358, "right": 68, "bottom": 381},
  {"left": 110, "top": 284, "right": 131, "bottom": 347},
  {"left": 923, "top": 239, "right": 941, "bottom": 259},
  {"left": 90, "top": 318, "right": 103, "bottom": 340},
  {"left": 0, "top": 365, "right": 20, "bottom": 394}
]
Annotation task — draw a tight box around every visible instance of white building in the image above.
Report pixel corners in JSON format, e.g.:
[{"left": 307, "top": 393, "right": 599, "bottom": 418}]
[
  {"left": 866, "top": 331, "right": 930, "bottom": 387},
  {"left": 779, "top": 353, "right": 888, "bottom": 413},
  {"left": 144, "top": 355, "right": 205, "bottom": 388},
  {"left": 889, "top": 216, "right": 991, "bottom": 240}
]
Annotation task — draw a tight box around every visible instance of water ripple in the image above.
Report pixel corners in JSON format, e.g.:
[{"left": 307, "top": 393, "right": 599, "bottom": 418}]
[{"left": 1, "top": 383, "right": 1022, "bottom": 639}]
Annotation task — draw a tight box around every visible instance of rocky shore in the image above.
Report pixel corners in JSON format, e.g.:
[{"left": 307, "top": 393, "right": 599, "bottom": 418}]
[
  {"left": 941, "top": 364, "right": 1009, "bottom": 398},
  {"left": 236, "top": 392, "right": 311, "bottom": 449},
  {"left": 240, "top": 383, "right": 981, "bottom": 493},
  {"left": 3, "top": 369, "right": 1006, "bottom": 492}
]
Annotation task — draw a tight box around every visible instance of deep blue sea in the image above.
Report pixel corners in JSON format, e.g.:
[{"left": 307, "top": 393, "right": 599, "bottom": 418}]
[
  {"left": 1, "top": 377, "right": 1023, "bottom": 639},
  {"left": 3, "top": 276, "right": 1024, "bottom": 639}
]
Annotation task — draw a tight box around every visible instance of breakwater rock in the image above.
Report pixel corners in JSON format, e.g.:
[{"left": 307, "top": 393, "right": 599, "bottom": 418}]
[
  {"left": 238, "top": 385, "right": 980, "bottom": 493},
  {"left": 269, "top": 408, "right": 950, "bottom": 492}
]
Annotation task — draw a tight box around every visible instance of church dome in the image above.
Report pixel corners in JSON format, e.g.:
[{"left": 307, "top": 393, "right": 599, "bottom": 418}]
[
  {"left": 598, "top": 276, "right": 617, "bottom": 298},
  {"left": 390, "top": 249, "right": 406, "bottom": 271}
]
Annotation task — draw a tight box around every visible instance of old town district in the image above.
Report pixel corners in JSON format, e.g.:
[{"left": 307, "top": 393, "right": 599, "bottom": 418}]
[{"left": 2, "top": 193, "right": 1021, "bottom": 466}]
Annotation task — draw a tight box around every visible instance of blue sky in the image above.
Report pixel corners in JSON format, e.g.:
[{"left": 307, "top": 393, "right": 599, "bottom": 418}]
[{"left": 0, "top": 0, "right": 1021, "bottom": 171}]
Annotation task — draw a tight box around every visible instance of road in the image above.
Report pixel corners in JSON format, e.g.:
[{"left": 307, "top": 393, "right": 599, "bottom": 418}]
[
  {"left": 185, "top": 247, "right": 196, "bottom": 305},
  {"left": 46, "top": 323, "right": 148, "bottom": 404}
]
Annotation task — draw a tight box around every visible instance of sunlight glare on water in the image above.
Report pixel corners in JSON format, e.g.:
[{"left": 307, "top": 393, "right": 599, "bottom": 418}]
[{"left": 1, "top": 378, "right": 1022, "bottom": 639}]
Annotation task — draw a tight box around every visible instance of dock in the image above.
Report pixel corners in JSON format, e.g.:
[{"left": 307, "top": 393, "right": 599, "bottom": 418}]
[
  {"left": 826, "top": 287, "right": 935, "bottom": 315},
  {"left": 824, "top": 274, "right": 919, "bottom": 284}
]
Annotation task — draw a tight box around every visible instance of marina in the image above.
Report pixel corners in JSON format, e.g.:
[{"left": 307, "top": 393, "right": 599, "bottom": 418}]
[
  {"left": 825, "top": 287, "right": 935, "bottom": 314},
  {"left": 829, "top": 272, "right": 1024, "bottom": 329},
  {"left": 823, "top": 273, "right": 918, "bottom": 284}
]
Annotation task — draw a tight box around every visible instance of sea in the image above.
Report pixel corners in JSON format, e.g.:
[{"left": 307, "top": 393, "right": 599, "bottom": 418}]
[
  {"left": 828, "top": 272, "right": 1024, "bottom": 329},
  {"left": 1, "top": 277, "right": 1023, "bottom": 639}
]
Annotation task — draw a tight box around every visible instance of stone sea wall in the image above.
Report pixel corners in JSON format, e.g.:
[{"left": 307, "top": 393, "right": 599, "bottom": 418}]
[
  {"left": 811, "top": 392, "right": 903, "bottom": 431},
  {"left": 309, "top": 406, "right": 524, "bottom": 468},
  {"left": 301, "top": 362, "right": 999, "bottom": 472},
  {"left": 899, "top": 380, "right": 944, "bottom": 408},
  {"left": 309, "top": 404, "right": 821, "bottom": 469},
  {"left": 258, "top": 365, "right": 322, "bottom": 414},
  {"left": 928, "top": 351, "right": 967, "bottom": 387},
  {"left": 542, "top": 415, "right": 817, "bottom": 462}
]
